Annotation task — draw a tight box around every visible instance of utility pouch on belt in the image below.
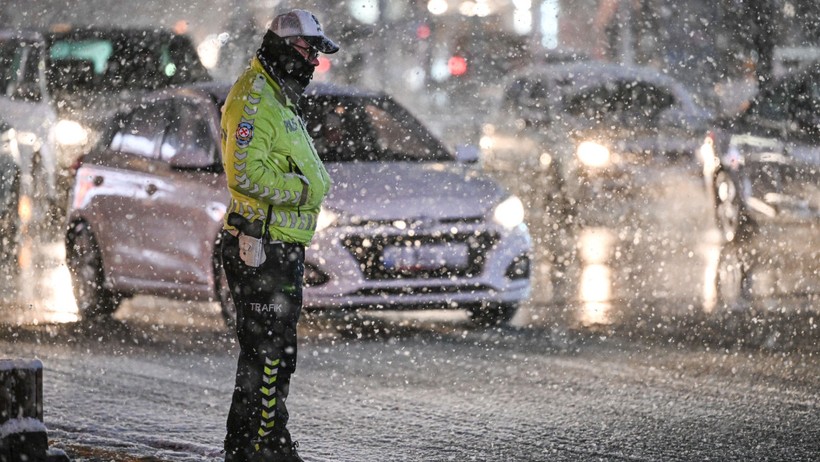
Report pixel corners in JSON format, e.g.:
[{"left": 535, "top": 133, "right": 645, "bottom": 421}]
[
  {"left": 228, "top": 205, "right": 273, "bottom": 268},
  {"left": 238, "top": 233, "right": 266, "bottom": 267}
]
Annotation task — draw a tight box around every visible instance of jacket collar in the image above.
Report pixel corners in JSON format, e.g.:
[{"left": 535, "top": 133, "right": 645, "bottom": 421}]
[{"left": 252, "top": 55, "right": 301, "bottom": 110}]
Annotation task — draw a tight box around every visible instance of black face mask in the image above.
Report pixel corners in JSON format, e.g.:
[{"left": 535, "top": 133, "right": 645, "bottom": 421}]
[{"left": 256, "top": 30, "right": 316, "bottom": 97}]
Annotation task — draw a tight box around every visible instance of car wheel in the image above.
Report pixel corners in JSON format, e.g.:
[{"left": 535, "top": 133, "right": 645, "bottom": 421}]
[
  {"left": 468, "top": 302, "right": 518, "bottom": 327},
  {"left": 714, "top": 170, "right": 750, "bottom": 242},
  {"left": 214, "top": 254, "right": 237, "bottom": 330},
  {"left": 66, "top": 222, "right": 121, "bottom": 320},
  {"left": 715, "top": 242, "right": 753, "bottom": 311}
]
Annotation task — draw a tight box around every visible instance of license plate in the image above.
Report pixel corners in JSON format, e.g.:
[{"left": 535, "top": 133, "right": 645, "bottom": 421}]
[{"left": 383, "top": 243, "right": 469, "bottom": 271}]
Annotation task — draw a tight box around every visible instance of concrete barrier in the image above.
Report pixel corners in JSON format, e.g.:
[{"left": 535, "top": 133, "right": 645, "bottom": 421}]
[{"left": 0, "top": 359, "right": 70, "bottom": 462}]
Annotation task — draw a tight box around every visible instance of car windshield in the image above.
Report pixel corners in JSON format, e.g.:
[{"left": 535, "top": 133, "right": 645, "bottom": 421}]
[
  {"left": 46, "top": 32, "right": 210, "bottom": 92},
  {"left": 562, "top": 79, "right": 676, "bottom": 124},
  {"left": 300, "top": 95, "right": 453, "bottom": 163},
  {"left": 745, "top": 67, "right": 820, "bottom": 122}
]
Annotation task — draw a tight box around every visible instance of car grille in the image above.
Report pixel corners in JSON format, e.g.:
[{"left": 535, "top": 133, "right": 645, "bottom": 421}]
[
  {"left": 351, "top": 216, "right": 483, "bottom": 227},
  {"left": 342, "top": 230, "right": 498, "bottom": 280},
  {"left": 350, "top": 284, "right": 492, "bottom": 296}
]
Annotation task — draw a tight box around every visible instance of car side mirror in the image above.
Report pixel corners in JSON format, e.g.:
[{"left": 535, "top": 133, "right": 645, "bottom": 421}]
[{"left": 455, "top": 144, "right": 480, "bottom": 164}]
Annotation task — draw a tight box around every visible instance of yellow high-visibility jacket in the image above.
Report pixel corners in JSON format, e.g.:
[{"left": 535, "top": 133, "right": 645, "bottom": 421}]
[{"left": 221, "top": 57, "right": 331, "bottom": 245}]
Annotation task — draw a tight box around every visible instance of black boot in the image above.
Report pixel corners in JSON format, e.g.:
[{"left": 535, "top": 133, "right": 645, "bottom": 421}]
[
  {"left": 277, "top": 440, "right": 303, "bottom": 462},
  {"left": 252, "top": 434, "right": 303, "bottom": 462}
]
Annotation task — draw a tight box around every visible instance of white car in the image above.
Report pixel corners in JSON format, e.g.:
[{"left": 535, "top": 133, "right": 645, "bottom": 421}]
[
  {"left": 66, "top": 83, "right": 532, "bottom": 327},
  {"left": 481, "top": 62, "right": 713, "bottom": 225}
]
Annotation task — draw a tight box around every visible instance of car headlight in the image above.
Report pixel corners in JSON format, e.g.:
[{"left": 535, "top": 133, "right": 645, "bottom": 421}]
[
  {"left": 698, "top": 134, "right": 715, "bottom": 163},
  {"left": 55, "top": 119, "right": 89, "bottom": 146},
  {"left": 479, "top": 134, "right": 495, "bottom": 150},
  {"left": 479, "top": 123, "right": 495, "bottom": 149},
  {"left": 315, "top": 207, "right": 338, "bottom": 232},
  {"left": 576, "top": 141, "right": 611, "bottom": 168},
  {"left": 493, "top": 195, "right": 525, "bottom": 229},
  {"left": 699, "top": 134, "right": 717, "bottom": 173}
]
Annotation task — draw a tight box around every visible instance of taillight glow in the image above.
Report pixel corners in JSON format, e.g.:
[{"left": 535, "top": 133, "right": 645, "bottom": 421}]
[
  {"left": 448, "top": 56, "right": 467, "bottom": 76},
  {"left": 316, "top": 56, "right": 332, "bottom": 74}
]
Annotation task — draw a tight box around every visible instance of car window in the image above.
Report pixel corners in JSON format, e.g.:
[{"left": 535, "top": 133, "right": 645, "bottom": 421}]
[
  {"left": 0, "top": 40, "right": 24, "bottom": 96},
  {"left": 160, "top": 101, "right": 215, "bottom": 162},
  {"left": 47, "top": 58, "right": 96, "bottom": 93},
  {"left": 564, "top": 80, "right": 676, "bottom": 122},
  {"left": 363, "top": 104, "right": 444, "bottom": 162},
  {"left": 790, "top": 73, "right": 820, "bottom": 119},
  {"left": 503, "top": 78, "right": 552, "bottom": 123},
  {"left": 505, "top": 78, "right": 550, "bottom": 108},
  {"left": 786, "top": 71, "right": 820, "bottom": 140},
  {"left": 49, "top": 39, "right": 112, "bottom": 74},
  {"left": 302, "top": 96, "right": 451, "bottom": 163},
  {"left": 0, "top": 40, "right": 40, "bottom": 99},
  {"left": 47, "top": 33, "right": 209, "bottom": 92},
  {"left": 751, "top": 77, "right": 798, "bottom": 122},
  {"left": 627, "top": 82, "right": 676, "bottom": 116},
  {"left": 110, "top": 102, "right": 170, "bottom": 159},
  {"left": 161, "top": 35, "right": 211, "bottom": 85}
]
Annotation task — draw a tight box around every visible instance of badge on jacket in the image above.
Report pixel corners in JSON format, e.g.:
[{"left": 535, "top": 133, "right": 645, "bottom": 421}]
[{"left": 235, "top": 121, "right": 254, "bottom": 148}]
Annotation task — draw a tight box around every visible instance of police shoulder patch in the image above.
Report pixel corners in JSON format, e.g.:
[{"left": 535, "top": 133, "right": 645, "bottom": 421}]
[{"left": 235, "top": 121, "right": 254, "bottom": 148}]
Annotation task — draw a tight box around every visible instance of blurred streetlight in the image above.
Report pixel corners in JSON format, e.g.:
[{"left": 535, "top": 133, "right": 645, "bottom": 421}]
[{"left": 428, "top": 0, "right": 448, "bottom": 15}]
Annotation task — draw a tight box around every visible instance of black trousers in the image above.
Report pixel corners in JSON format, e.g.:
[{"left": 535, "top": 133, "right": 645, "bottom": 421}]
[{"left": 221, "top": 230, "right": 305, "bottom": 460}]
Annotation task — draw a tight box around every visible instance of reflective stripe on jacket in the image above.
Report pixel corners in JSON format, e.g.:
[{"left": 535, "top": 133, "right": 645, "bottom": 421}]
[{"left": 221, "top": 57, "right": 331, "bottom": 245}]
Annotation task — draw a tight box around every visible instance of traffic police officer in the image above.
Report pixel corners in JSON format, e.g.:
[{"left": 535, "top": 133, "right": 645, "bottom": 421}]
[{"left": 219, "top": 9, "right": 338, "bottom": 462}]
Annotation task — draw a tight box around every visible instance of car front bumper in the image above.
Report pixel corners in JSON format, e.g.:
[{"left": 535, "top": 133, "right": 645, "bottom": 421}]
[{"left": 303, "top": 221, "right": 532, "bottom": 311}]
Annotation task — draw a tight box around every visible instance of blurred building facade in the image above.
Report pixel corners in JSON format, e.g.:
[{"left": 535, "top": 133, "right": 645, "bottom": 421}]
[{"left": 4, "top": 0, "right": 820, "bottom": 136}]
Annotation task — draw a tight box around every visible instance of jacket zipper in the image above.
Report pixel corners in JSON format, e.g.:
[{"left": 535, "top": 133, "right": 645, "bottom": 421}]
[{"left": 288, "top": 157, "right": 301, "bottom": 217}]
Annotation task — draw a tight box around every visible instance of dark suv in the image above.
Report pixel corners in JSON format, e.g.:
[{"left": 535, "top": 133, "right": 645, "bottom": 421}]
[{"left": 0, "top": 25, "right": 211, "bottom": 219}]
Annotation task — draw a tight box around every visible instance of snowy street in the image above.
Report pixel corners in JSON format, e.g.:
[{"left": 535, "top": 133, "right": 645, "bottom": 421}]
[
  {"left": 2, "top": 299, "right": 819, "bottom": 461},
  {"left": 1, "top": 169, "right": 819, "bottom": 461},
  {"left": 2, "top": 2, "right": 820, "bottom": 460}
]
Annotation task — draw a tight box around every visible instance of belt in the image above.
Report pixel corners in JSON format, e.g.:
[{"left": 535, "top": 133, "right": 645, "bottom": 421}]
[{"left": 225, "top": 228, "right": 284, "bottom": 245}]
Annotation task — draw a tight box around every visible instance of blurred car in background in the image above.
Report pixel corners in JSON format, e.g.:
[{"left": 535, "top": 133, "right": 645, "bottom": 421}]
[
  {"left": 0, "top": 120, "right": 21, "bottom": 270},
  {"left": 480, "top": 62, "right": 714, "bottom": 227},
  {"left": 0, "top": 25, "right": 211, "bottom": 220},
  {"left": 699, "top": 63, "right": 820, "bottom": 243},
  {"left": 698, "top": 64, "right": 820, "bottom": 311},
  {"left": 65, "top": 82, "right": 532, "bottom": 327}
]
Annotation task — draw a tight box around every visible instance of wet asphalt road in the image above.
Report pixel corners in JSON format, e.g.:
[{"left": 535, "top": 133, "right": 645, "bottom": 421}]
[{"left": 1, "top": 304, "right": 819, "bottom": 462}]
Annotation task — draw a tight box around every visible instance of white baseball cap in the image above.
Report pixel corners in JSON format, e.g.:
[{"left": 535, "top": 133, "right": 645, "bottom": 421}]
[{"left": 269, "top": 9, "right": 339, "bottom": 54}]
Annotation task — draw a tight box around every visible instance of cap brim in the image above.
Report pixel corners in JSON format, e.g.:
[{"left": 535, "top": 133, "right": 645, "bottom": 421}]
[{"left": 304, "top": 35, "right": 339, "bottom": 54}]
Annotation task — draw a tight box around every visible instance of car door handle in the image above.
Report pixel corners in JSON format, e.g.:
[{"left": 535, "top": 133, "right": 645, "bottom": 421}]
[
  {"left": 146, "top": 183, "right": 158, "bottom": 196},
  {"left": 93, "top": 176, "right": 104, "bottom": 186}
]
